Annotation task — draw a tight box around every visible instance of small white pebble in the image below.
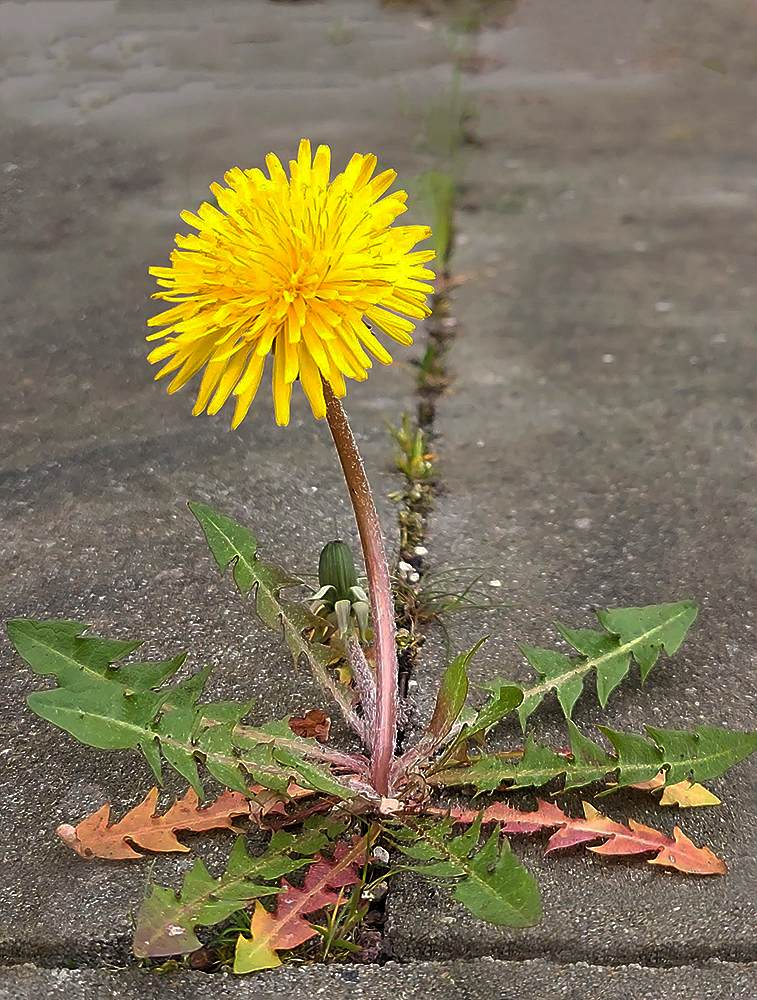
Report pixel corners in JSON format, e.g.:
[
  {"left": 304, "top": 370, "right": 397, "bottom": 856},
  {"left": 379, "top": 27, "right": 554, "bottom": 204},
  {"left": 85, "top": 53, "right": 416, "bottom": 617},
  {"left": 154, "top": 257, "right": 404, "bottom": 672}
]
[
  {"left": 408, "top": 679, "right": 419, "bottom": 689},
  {"left": 488, "top": 579, "right": 502, "bottom": 588},
  {"left": 414, "top": 545, "right": 428, "bottom": 556},
  {"left": 398, "top": 560, "right": 414, "bottom": 574},
  {"left": 602, "top": 353, "right": 615, "bottom": 364},
  {"left": 476, "top": 439, "right": 485, "bottom": 448},
  {"left": 654, "top": 301, "right": 673, "bottom": 312},
  {"left": 574, "top": 517, "right": 592, "bottom": 530},
  {"left": 372, "top": 846, "right": 390, "bottom": 864},
  {"left": 711, "top": 333, "right": 727, "bottom": 344}
]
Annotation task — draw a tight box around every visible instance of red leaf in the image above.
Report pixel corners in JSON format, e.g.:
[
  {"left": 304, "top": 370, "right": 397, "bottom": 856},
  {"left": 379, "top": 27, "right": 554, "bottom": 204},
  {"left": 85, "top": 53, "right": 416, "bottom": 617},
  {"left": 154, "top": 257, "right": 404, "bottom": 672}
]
[
  {"left": 442, "top": 798, "right": 726, "bottom": 875},
  {"left": 546, "top": 802, "right": 633, "bottom": 852},
  {"left": 446, "top": 798, "right": 570, "bottom": 833},
  {"left": 234, "top": 829, "right": 374, "bottom": 973},
  {"left": 272, "top": 879, "right": 342, "bottom": 948}
]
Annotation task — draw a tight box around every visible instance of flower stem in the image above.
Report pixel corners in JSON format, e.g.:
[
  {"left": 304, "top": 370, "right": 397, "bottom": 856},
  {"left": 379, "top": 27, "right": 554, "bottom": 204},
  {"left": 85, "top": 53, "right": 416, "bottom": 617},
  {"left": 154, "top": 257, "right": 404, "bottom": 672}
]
[{"left": 323, "top": 381, "right": 397, "bottom": 797}]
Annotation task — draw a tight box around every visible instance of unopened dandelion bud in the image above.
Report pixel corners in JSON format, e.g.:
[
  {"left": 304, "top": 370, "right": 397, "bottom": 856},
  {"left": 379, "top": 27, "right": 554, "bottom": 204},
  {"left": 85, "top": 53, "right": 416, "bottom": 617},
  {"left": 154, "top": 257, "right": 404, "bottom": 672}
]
[{"left": 318, "top": 539, "right": 359, "bottom": 604}]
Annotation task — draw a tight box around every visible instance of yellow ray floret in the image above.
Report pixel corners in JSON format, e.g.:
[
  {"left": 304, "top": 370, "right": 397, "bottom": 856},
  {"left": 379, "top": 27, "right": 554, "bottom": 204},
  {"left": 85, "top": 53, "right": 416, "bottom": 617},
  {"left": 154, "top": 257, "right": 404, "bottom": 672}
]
[{"left": 147, "top": 140, "right": 436, "bottom": 427}]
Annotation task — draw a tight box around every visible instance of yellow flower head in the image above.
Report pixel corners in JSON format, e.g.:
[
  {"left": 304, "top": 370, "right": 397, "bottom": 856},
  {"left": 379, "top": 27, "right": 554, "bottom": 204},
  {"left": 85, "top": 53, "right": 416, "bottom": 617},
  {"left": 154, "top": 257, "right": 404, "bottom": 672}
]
[{"left": 147, "top": 140, "right": 436, "bottom": 427}]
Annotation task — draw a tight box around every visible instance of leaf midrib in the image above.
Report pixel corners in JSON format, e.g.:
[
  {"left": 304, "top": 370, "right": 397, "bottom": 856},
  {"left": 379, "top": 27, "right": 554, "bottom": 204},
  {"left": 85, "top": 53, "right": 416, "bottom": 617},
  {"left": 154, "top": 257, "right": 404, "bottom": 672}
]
[
  {"left": 520, "top": 607, "right": 693, "bottom": 705},
  {"left": 408, "top": 821, "right": 532, "bottom": 923}
]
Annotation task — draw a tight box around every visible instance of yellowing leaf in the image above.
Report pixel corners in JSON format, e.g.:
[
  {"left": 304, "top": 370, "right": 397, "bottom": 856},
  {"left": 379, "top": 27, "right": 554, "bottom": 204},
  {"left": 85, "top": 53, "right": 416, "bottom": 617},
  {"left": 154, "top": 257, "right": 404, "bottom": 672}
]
[
  {"left": 233, "top": 831, "right": 373, "bottom": 974},
  {"left": 235, "top": 904, "right": 283, "bottom": 972},
  {"left": 659, "top": 780, "right": 721, "bottom": 808},
  {"left": 623, "top": 772, "right": 721, "bottom": 807}
]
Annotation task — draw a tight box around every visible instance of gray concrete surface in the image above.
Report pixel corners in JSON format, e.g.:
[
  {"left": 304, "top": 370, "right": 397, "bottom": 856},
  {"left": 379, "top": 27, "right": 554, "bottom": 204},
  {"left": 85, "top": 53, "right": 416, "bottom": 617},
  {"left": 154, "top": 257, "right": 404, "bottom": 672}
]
[
  {"left": 1, "top": 0, "right": 757, "bottom": 996},
  {"left": 5, "top": 958, "right": 757, "bottom": 1000},
  {"left": 387, "top": 0, "right": 757, "bottom": 970},
  {"left": 0, "top": 0, "right": 448, "bottom": 968}
]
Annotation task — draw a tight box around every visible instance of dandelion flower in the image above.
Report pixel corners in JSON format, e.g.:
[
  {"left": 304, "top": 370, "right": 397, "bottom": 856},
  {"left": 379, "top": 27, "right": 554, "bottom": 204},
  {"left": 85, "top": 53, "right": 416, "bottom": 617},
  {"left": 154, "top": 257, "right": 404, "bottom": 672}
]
[{"left": 147, "top": 140, "right": 436, "bottom": 427}]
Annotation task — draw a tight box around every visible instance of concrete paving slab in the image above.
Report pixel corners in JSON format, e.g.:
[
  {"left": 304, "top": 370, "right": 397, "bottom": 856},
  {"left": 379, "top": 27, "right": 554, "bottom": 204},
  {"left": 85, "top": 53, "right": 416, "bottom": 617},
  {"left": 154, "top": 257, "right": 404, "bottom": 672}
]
[
  {"left": 3, "top": 0, "right": 757, "bottom": 992},
  {"left": 387, "top": 0, "right": 757, "bottom": 968},
  {"left": 0, "top": 0, "right": 452, "bottom": 967},
  {"left": 5, "top": 958, "right": 757, "bottom": 1000}
]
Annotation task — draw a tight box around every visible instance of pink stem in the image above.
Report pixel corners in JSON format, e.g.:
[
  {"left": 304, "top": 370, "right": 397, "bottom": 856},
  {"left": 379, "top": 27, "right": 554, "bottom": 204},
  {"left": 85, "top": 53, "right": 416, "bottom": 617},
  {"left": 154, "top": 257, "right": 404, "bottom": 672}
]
[{"left": 323, "top": 381, "right": 397, "bottom": 797}]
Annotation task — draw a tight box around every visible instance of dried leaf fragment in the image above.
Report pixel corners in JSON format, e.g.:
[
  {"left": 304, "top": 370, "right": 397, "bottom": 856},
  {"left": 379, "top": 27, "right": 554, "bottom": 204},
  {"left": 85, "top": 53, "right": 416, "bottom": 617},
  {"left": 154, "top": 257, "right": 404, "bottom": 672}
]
[
  {"left": 288, "top": 709, "right": 331, "bottom": 743},
  {"left": 57, "top": 787, "right": 250, "bottom": 859}
]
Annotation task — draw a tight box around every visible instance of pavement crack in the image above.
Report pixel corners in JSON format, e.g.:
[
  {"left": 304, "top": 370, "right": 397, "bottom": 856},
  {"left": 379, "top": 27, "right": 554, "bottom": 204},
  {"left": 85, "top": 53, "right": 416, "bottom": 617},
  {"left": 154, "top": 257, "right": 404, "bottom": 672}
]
[{"left": 390, "top": 281, "right": 459, "bottom": 753}]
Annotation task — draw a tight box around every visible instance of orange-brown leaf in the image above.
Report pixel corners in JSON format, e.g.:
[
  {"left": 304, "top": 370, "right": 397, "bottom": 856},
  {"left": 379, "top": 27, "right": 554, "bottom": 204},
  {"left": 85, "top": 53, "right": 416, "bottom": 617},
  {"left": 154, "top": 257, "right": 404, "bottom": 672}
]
[
  {"left": 648, "top": 826, "right": 727, "bottom": 875},
  {"left": 288, "top": 709, "right": 331, "bottom": 743},
  {"left": 56, "top": 787, "right": 250, "bottom": 859}
]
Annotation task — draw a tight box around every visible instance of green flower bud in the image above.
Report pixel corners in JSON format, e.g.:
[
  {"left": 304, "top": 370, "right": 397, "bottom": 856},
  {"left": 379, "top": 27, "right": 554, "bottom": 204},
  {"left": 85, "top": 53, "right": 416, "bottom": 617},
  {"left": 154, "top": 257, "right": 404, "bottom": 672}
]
[{"left": 318, "top": 539, "right": 359, "bottom": 604}]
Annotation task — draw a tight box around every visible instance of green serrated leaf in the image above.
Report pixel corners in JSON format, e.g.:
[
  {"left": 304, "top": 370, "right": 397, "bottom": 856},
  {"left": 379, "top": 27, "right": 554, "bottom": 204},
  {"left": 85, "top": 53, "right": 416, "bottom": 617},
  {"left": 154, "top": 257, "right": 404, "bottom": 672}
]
[
  {"left": 8, "top": 619, "right": 185, "bottom": 693},
  {"left": 430, "top": 753, "right": 520, "bottom": 792},
  {"left": 554, "top": 625, "right": 629, "bottom": 708},
  {"left": 272, "top": 746, "right": 358, "bottom": 798},
  {"left": 430, "top": 721, "right": 757, "bottom": 795},
  {"left": 232, "top": 719, "right": 357, "bottom": 798},
  {"left": 518, "top": 646, "right": 584, "bottom": 724},
  {"left": 452, "top": 829, "right": 539, "bottom": 926},
  {"left": 395, "top": 817, "right": 541, "bottom": 928},
  {"left": 599, "top": 726, "right": 665, "bottom": 786},
  {"left": 503, "top": 602, "right": 699, "bottom": 726},
  {"left": 455, "top": 684, "right": 523, "bottom": 747},
  {"left": 14, "top": 619, "right": 356, "bottom": 801},
  {"left": 8, "top": 619, "right": 142, "bottom": 687},
  {"left": 197, "top": 724, "right": 250, "bottom": 795},
  {"left": 133, "top": 827, "right": 339, "bottom": 958},
  {"left": 509, "top": 735, "right": 569, "bottom": 790},
  {"left": 26, "top": 685, "right": 163, "bottom": 751},
  {"left": 563, "top": 720, "right": 614, "bottom": 789},
  {"left": 646, "top": 725, "right": 757, "bottom": 785},
  {"left": 188, "top": 501, "right": 260, "bottom": 595},
  {"left": 189, "top": 502, "right": 359, "bottom": 735},
  {"left": 596, "top": 602, "right": 698, "bottom": 681}
]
